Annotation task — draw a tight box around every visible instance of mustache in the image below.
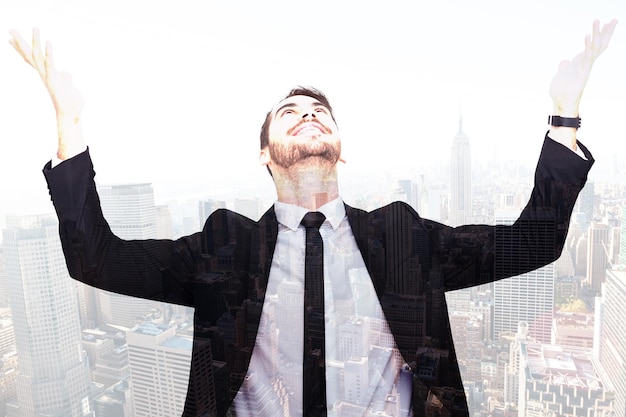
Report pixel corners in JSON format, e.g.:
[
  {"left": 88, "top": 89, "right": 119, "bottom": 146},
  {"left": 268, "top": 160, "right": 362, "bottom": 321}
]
[{"left": 287, "top": 120, "right": 332, "bottom": 136}]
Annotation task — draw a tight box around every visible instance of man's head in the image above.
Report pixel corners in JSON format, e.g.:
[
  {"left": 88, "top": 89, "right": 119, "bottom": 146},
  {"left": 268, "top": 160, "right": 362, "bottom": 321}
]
[{"left": 260, "top": 87, "right": 341, "bottom": 175}]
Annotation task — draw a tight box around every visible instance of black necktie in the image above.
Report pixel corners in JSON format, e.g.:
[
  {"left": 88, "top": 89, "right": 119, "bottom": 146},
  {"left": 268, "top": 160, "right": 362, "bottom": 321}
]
[{"left": 301, "top": 212, "right": 327, "bottom": 416}]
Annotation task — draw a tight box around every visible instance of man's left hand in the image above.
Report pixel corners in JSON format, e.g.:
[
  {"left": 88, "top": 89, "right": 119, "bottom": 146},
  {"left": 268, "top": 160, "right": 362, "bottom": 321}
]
[{"left": 549, "top": 19, "right": 617, "bottom": 118}]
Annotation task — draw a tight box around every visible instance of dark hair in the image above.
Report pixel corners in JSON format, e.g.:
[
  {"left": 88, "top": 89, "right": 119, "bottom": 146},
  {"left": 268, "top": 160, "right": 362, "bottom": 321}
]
[{"left": 259, "top": 86, "right": 336, "bottom": 150}]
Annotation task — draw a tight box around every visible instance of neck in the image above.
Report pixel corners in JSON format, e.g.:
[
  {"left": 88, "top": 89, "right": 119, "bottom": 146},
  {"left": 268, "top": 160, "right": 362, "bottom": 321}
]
[{"left": 272, "top": 161, "right": 339, "bottom": 211}]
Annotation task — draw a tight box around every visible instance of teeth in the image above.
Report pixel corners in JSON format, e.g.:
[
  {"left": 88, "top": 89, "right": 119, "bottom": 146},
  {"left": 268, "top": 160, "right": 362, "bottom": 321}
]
[{"left": 297, "top": 126, "right": 322, "bottom": 135}]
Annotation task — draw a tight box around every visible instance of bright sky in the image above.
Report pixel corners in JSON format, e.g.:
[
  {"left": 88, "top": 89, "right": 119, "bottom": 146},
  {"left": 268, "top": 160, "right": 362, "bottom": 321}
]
[{"left": 1, "top": 0, "right": 624, "bottom": 219}]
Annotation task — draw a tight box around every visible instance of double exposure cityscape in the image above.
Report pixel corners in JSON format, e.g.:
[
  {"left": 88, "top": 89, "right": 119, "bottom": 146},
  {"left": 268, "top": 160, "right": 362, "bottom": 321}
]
[{"left": 0, "top": 120, "right": 624, "bottom": 417}]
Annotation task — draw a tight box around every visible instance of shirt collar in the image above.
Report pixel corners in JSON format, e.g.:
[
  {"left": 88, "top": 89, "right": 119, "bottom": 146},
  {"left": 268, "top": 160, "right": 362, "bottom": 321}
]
[{"left": 274, "top": 197, "right": 345, "bottom": 232}]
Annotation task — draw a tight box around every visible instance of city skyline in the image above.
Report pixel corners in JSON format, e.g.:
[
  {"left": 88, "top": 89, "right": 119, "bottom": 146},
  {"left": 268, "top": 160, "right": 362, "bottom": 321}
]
[
  {"left": 1, "top": 2, "right": 625, "bottom": 415},
  {"left": 1, "top": 130, "right": 625, "bottom": 415}
]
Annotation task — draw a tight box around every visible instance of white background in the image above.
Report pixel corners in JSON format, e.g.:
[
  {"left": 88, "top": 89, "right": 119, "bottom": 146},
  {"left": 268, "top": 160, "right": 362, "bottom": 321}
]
[{"left": 1, "top": 0, "right": 624, "bottom": 219}]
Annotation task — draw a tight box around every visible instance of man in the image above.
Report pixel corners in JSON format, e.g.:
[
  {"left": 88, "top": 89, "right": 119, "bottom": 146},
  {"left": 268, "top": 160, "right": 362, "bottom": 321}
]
[{"left": 9, "top": 20, "right": 616, "bottom": 417}]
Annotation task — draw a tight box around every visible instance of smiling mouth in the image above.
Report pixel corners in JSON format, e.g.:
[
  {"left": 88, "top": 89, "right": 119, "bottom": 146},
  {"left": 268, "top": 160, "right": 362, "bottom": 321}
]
[{"left": 290, "top": 122, "right": 330, "bottom": 136}]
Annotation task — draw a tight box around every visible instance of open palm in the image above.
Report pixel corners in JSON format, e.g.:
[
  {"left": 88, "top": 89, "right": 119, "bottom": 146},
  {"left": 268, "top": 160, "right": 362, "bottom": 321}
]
[{"left": 549, "top": 19, "right": 617, "bottom": 117}]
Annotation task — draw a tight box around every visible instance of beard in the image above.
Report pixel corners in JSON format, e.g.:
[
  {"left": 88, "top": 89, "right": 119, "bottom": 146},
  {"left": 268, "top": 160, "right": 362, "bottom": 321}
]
[{"left": 269, "top": 139, "right": 341, "bottom": 170}]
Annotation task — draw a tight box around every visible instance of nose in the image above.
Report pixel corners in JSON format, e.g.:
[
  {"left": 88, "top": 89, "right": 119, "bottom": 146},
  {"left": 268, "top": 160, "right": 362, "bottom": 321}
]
[{"left": 302, "top": 112, "right": 316, "bottom": 120}]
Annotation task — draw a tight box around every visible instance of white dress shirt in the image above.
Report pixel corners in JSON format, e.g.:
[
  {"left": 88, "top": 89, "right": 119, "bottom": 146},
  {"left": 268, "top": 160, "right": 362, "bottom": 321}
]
[{"left": 232, "top": 198, "right": 412, "bottom": 417}]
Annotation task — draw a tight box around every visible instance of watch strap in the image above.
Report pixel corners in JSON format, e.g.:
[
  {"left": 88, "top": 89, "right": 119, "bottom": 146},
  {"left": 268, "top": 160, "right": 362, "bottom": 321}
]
[{"left": 548, "top": 115, "right": 581, "bottom": 129}]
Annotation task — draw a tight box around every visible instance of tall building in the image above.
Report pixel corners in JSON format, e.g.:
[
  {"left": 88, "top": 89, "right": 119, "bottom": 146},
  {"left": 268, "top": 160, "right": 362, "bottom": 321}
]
[
  {"left": 98, "top": 183, "right": 157, "bottom": 239},
  {"left": 575, "top": 234, "right": 588, "bottom": 276},
  {"left": 595, "top": 269, "right": 626, "bottom": 417},
  {"left": 551, "top": 312, "right": 594, "bottom": 349},
  {"left": 92, "top": 379, "right": 133, "bottom": 417},
  {"left": 97, "top": 183, "right": 164, "bottom": 329},
  {"left": 398, "top": 179, "right": 417, "bottom": 210},
  {"left": 344, "top": 356, "right": 369, "bottom": 405},
  {"left": 575, "top": 180, "right": 594, "bottom": 227},
  {"left": 0, "top": 351, "right": 18, "bottom": 417},
  {"left": 338, "top": 317, "right": 370, "bottom": 361},
  {"left": 517, "top": 342, "right": 613, "bottom": 416},
  {"left": 493, "top": 208, "right": 556, "bottom": 343},
  {"left": 449, "top": 116, "right": 472, "bottom": 227},
  {"left": 93, "top": 343, "right": 131, "bottom": 388},
  {"left": 126, "top": 322, "right": 213, "bottom": 417},
  {"left": 586, "top": 222, "right": 609, "bottom": 292},
  {"left": 198, "top": 199, "right": 226, "bottom": 226},
  {"left": 3, "top": 214, "right": 91, "bottom": 417},
  {"left": 233, "top": 198, "right": 262, "bottom": 221},
  {"left": 620, "top": 205, "right": 626, "bottom": 267},
  {"left": 388, "top": 180, "right": 408, "bottom": 204},
  {"left": 423, "top": 188, "right": 443, "bottom": 222},
  {"left": 0, "top": 247, "right": 8, "bottom": 308},
  {"left": 609, "top": 226, "right": 621, "bottom": 267},
  {"left": 155, "top": 204, "right": 174, "bottom": 239},
  {"left": 504, "top": 322, "right": 532, "bottom": 405},
  {"left": 0, "top": 312, "right": 15, "bottom": 355}
]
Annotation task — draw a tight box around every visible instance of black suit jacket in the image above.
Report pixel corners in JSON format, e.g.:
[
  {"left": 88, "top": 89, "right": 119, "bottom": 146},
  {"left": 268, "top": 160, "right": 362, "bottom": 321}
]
[{"left": 43, "top": 135, "right": 593, "bottom": 416}]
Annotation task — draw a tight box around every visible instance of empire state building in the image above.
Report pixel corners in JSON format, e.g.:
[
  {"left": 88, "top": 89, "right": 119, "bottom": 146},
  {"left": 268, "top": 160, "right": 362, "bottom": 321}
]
[{"left": 450, "top": 116, "right": 472, "bottom": 227}]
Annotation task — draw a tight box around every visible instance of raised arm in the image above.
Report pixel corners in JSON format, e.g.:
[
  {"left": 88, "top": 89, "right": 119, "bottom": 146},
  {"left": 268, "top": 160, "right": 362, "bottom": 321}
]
[
  {"left": 548, "top": 19, "right": 617, "bottom": 151},
  {"left": 9, "top": 29, "right": 199, "bottom": 306},
  {"left": 9, "top": 28, "right": 86, "bottom": 160}
]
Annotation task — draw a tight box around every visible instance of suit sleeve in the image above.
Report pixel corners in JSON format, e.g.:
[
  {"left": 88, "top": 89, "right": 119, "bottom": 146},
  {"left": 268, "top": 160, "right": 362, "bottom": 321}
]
[
  {"left": 43, "top": 149, "right": 197, "bottom": 306},
  {"left": 424, "top": 135, "right": 594, "bottom": 292}
]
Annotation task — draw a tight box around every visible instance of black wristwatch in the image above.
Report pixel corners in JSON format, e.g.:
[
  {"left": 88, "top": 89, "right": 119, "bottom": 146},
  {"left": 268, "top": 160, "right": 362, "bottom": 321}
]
[{"left": 548, "top": 115, "right": 581, "bottom": 129}]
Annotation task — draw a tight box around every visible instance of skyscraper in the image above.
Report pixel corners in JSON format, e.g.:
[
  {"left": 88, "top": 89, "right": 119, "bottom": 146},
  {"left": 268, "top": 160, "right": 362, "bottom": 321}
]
[
  {"left": 398, "top": 179, "right": 416, "bottom": 209},
  {"left": 587, "top": 221, "right": 609, "bottom": 292},
  {"left": 493, "top": 208, "right": 556, "bottom": 343},
  {"left": 388, "top": 180, "right": 408, "bottom": 204},
  {"left": 126, "top": 322, "right": 213, "bottom": 417},
  {"left": 0, "top": 247, "right": 8, "bottom": 308},
  {"left": 575, "top": 180, "right": 595, "bottom": 227},
  {"left": 595, "top": 269, "right": 626, "bottom": 417},
  {"left": 97, "top": 183, "right": 164, "bottom": 328},
  {"left": 198, "top": 199, "right": 226, "bottom": 227},
  {"left": 233, "top": 198, "right": 262, "bottom": 221},
  {"left": 449, "top": 116, "right": 472, "bottom": 227},
  {"left": 98, "top": 183, "right": 157, "bottom": 239},
  {"left": 620, "top": 205, "right": 626, "bottom": 267},
  {"left": 516, "top": 341, "right": 612, "bottom": 416},
  {"left": 3, "top": 214, "right": 90, "bottom": 417}
]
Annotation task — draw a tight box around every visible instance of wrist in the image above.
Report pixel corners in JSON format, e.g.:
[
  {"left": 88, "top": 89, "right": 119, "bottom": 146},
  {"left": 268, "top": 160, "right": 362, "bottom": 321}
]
[
  {"left": 56, "top": 115, "right": 86, "bottom": 160},
  {"left": 552, "top": 103, "right": 579, "bottom": 118},
  {"left": 56, "top": 111, "right": 81, "bottom": 126},
  {"left": 548, "top": 123, "right": 577, "bottom": 151}
]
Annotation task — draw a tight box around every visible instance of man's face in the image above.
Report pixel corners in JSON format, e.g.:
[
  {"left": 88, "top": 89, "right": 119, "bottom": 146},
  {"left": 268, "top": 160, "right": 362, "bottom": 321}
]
[{"left": 264, "top": 95, "right": 341, "bottom": 170}]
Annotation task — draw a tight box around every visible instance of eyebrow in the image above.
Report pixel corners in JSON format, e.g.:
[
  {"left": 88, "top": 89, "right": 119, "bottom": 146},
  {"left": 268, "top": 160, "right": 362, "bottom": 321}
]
[{"left": 274, "top": 100, "right": 328, "bottom": 116}]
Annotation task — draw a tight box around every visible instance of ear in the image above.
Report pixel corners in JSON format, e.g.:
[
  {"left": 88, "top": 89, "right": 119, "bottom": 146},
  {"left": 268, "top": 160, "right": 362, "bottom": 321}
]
[{"left": 259, "top": 147, "right": 271, "bottom": 166}]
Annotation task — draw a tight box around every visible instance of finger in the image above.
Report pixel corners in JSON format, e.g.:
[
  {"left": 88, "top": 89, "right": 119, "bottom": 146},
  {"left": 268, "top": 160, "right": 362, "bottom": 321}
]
[
  {"left": 44, "top": 41, "right": 55, "bottom": 74},
  {"left": 599, "top": 19, "right": 618, "bottom": 50},
  {"left": 589, "top": 20, "right": 618, "bottom": 59},
  {"left": 585, "top": 20, "right": 598, "bottom": 51},
  {"left": 593, "top": 19, "right": 600, "bottom": 40},
  {"left": 8, "top": 29, "right": 36, "bottom": 66},
  {"left": 31, "top": 28, "right": 45, "bottom": 74}
]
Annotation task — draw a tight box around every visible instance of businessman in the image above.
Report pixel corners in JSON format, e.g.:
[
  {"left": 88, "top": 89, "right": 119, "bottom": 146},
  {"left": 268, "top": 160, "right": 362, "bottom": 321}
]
[{"left": 9, "top": 20, "right": 616, "bottom": 417}]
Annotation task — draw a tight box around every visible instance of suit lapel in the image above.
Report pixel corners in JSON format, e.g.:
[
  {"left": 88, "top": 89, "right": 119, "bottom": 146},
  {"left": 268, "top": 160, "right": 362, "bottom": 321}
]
[{"left": 344, "top": 203, "right": 370, "bottom": 261}]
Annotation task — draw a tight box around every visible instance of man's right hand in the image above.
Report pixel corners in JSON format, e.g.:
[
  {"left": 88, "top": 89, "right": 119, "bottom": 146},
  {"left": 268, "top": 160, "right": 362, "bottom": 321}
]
[{"left": 9, "top": 28, "right": 86, "bottom": 161}]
